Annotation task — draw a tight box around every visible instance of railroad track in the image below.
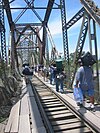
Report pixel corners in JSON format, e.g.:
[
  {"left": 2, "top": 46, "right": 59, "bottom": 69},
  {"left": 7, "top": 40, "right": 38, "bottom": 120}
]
[{"left": 31, "top": 76, "right": 98, "bottom": 133}]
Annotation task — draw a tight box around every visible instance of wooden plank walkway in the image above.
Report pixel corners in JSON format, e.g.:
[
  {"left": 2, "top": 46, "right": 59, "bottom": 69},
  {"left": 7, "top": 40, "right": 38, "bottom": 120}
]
[
  {"left": 4, "top": 78, "right": 46, "bottom": 133},
  {"left": 5, "top": 100, "right": 20, "bottom": 133},
  {"left": 4, "top": 75, "right": 100, "bottom": 132},
  {"left": 35, "top": 73, "right": 100, "bottom": 131}
]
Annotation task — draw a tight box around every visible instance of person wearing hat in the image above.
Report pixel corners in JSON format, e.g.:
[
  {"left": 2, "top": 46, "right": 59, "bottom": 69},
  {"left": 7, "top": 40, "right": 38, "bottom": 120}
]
[{"left": 74, "top": 58, "right": 95, "bottom": 111}]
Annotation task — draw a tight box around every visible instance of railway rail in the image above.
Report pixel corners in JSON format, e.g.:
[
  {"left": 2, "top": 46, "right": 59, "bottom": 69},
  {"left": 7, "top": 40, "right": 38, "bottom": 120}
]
[{"left": 31, "top": 75, "right": 99, "bottom": 133}]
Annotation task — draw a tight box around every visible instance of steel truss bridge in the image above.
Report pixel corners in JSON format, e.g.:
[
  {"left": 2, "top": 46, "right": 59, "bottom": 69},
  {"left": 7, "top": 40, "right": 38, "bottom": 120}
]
[{"left": 0, "top": 0, "right": 100, "bottom": 98}]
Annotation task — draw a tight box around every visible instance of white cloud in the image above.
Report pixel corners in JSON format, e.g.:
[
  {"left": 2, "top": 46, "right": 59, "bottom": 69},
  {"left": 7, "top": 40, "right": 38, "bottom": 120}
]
[
  {"left": 48, "top": 19, "right": 62, "bottom": 36},
  {"left": 47, "top": 15, "right": 82, "bottom": 38}
]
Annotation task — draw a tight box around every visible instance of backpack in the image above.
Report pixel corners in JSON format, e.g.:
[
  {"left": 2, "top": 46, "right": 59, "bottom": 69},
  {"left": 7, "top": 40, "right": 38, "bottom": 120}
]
[{"left": 81, "top": 52, "right": 96, "bottom": 66}]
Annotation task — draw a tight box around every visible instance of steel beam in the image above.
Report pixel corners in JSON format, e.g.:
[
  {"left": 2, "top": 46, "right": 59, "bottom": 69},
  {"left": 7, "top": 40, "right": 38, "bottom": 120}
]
[
  {"left": 66, "top": 7, "right": 84, "bottom": 29},
  {"left": 80, "top": 0, "right": 100, "bottom": 26},
  {"left": 71, "top": 15, "right": 88, "bottom": 86},
  {"left": 24, "top": 0, "right": 42, "bottom": 22},
  {"left": 16, "top": 46, "right": 39, "bottom": 49},
  {"left": 43, "top": 0, "right": 55, "bottom": 25},
  {"left": 3, "top": 0, "right": 19, "bottom": 69},
  {"left": 9, "top": 7, "right": 59, "bottom": 9},
  {"left": 0, "top": 20, "right": 4, "bottom": 31},
  {"left": 14, "top": 0, "right": 34, "bottom": 23},
  {"left": 60, "top": 0, "right": 70, "bottom": 75},
  {"left": 42, "top": 0, "right": 55, "bottom": 64},
  {"left": 0, "top": 0, "right": 7, "bottom": 63},
  {"left": 15, "top": 25, "right": 31, "bottom": 45},
  {"left": 15, "top": 23, "right": 42, "bottom": 27},
  {"left": 3, "top": 0, "right": 13, "bottom": 28}
]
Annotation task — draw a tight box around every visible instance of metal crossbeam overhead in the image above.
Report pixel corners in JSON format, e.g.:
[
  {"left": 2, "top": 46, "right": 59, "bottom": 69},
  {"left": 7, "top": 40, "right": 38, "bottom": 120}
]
[
  {"left": 14, "top": 5, "right": 28, "bottom": 23},
  {"left": 15, "top": 25, "right": 31, "bottom": 45},
  {"left": 14, "top": 0, "right": 34, "bottom": 23},
  {"left": 29, "top": 26, "right": 43, "bottom": 44},
  {"left": 66, "top": 7, "right": 85, "bottom": 29},
  {"left": 24, "top": 0, "right": 42, "bottom": 22},
  {"left": 16, "top": 46, "right": 39, "bottom": 49},
  {"left": 10, "top": 7, "right": 59, "bottom": 9},
  {"left": 80, "top": 0, "right": 100, "bottom": 26},
  {"left": 3, "top": 0, "right": 59, "bottom": 65},
  {"left": 15, "top": 25, "right": 43, "bottom": 46},
  {"left": 17, "top": 35, "right": 37, "bottom": 46},
  {"left": 13, "top": 0, "right": 55, "bottom": 64},
  {"left": 15, "top": 23, "right": 42, "bottom": 27}
]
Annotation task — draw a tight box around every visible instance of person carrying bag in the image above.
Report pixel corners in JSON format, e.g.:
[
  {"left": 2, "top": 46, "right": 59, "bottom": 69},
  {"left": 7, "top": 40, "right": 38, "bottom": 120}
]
[{"left": 73, "top": 85, "right": 84, "bottom": 107}]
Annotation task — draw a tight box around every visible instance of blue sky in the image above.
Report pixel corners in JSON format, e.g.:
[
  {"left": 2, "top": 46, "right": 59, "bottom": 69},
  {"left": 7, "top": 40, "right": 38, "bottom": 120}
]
[{"left": 4, "top": 0, "right": 100, "bottom": 59}]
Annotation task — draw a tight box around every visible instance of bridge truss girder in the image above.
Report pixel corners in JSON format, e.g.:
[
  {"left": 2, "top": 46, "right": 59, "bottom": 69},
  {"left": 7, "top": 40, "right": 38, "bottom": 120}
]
[
  {"left": 71, "top": 15, "right": 88, "bottom": 86},
  {"left": 0, "top": 0, "right": 7, "bottom": 63},
  {"left": 3, "top": 0, "right": 56, "bottom": 66},
  {"left": 3, "top": 0, "right": 19, "bottom": 70},
  {"left": 42, "top": 0, "right": 55, "bottom": 64},
  {"left": 66, "top": 7, "right": 85, "bottom": 30},
  {"left": 66, "top": 0, "right": 100, "bottom": 91},
  {"left": 60, "top": 0, "right": 69, "bottom": 68},
  {"left": 1, "top": 0, "right": 100, "bottom": 93},
  {"left": 80, "top": 0, "right": 100, "bottom": 26}
]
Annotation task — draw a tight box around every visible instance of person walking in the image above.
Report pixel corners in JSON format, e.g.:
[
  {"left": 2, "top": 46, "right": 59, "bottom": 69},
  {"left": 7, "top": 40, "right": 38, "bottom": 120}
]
[
  {"left": 22, "top": 65, "right": 33, "bottom": 84},
  {"left": 55, "top": 70, "right": 66, "bottom": 93},
  {"left": 49, "top": 64, "right": 56, "bottom": 85},
  {"left": 74, "top": 59, "right": 95, "bottom": 111}
]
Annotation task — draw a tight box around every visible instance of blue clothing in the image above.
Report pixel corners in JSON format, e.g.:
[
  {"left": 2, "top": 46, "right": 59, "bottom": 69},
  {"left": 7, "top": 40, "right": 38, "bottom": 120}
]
[
  {"left": 73, "top": 87, "right": 84, "bottom": 104},
  {"left": 75, "top": 66, "right": 94, "bottom": 96},
  {"left": 55, "top": 78, "right": 64, "bottom": 92},
  {"left": 55, "top": 71, "right": 66, "bottom": 92},
  {"left": 49, "top": 66, "right": 56, "bottom": 84},
  {"left": 82, "top": 88, "right": 94, "bottom": 97}
]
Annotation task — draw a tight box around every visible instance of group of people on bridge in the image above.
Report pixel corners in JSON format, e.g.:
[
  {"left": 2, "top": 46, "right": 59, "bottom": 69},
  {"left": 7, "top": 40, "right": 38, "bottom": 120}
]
[
  {"left": 22, "top": 52, "right": 97, "bottom": 111},
  {"left": 22, "top": 61, "right": 66, "bottom": 93}
]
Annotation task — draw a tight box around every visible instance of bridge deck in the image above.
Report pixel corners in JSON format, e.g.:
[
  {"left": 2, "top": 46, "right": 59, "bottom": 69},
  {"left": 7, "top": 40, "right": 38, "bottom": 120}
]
[
  {"left": 4, "top": 78, "right": 46, "bottom": 133},
  {"left": 2, "top": 74, "right": 100, "bottom": 133},
  {"left": 36, "top": 73, "right": 100, "bottom": 131}
]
